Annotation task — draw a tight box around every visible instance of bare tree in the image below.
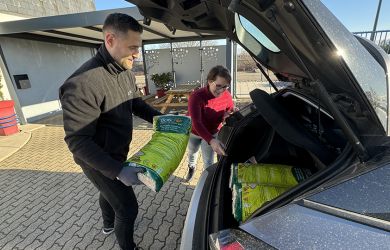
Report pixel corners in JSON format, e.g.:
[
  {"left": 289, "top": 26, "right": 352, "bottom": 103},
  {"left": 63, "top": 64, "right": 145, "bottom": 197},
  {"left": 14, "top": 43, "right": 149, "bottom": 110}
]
[{"left": 237, "top": 50, "right": 256, "bottom": 72}]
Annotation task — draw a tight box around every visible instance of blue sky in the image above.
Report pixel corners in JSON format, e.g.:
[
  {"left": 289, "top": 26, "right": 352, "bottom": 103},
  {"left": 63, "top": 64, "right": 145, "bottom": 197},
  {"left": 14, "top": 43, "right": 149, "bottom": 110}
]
[{"left": 95, "top": 0, "right": 389, "bottom": 32}]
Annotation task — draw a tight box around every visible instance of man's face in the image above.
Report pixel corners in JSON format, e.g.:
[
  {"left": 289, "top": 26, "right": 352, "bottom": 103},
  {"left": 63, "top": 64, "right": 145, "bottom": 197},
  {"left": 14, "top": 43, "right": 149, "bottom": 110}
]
[{"left": 105, "top": 29, "right": 142, "bottom": 70}]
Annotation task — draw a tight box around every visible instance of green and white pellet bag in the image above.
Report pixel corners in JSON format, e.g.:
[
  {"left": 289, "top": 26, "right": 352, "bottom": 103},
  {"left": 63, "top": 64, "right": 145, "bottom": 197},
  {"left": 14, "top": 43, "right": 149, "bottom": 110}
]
[
  {"left": 125, "top": 115, "right": 191, "bottom": 192},
  {"left": 231, "top": 163, "right": 312, "bottom": 222},
  {"left": 232, "top": 183, "right": 289, "bottom": 222},
  {"left": 230, "top": 163, "right": 312, "bottom": 188}
]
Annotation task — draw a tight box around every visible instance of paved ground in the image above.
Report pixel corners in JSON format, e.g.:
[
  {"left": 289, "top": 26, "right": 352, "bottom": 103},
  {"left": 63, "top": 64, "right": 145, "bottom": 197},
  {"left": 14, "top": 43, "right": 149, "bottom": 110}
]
[{"left": 0, "top": 123, "right": 205, "bottom": 250}]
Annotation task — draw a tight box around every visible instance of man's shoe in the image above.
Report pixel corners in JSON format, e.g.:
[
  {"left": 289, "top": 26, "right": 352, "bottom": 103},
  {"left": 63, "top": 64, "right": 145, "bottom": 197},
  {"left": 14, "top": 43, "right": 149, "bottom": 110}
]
[
  {"left": 102, "top": 227, "right": 114, "bottom": 235},
  {"left": 185, "top": 167, "right": 195, "bottom": 182}
]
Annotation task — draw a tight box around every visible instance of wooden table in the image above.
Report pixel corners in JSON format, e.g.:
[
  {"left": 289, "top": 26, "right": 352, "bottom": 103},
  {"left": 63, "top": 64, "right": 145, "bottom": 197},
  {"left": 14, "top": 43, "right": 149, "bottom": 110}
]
[{"left": 152, "top": 84, "right": 200, "bottom": 113}]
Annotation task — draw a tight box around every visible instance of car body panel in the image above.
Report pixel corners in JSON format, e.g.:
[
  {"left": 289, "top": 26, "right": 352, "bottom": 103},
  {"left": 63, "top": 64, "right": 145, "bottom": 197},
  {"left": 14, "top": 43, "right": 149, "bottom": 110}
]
[
  {"left": 308, "top": 164, "right": 390, "bottom": 222},
  {"left": 180, "top": 164, "right": 218, "bottom": 250},
  {"left": 240, "top": 204, "right": 390, "bottom": 250}
]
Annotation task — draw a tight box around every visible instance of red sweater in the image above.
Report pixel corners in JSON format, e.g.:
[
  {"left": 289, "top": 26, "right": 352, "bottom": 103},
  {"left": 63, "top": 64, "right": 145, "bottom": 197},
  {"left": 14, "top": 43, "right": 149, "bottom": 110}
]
[{"left": 188, "top": 86, "right": 234, "bottom": 143}]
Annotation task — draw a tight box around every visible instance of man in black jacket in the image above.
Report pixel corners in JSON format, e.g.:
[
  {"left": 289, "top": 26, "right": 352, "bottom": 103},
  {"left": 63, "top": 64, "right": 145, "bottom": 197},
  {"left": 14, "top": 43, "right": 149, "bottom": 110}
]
[{"left": 59, "top": 13, "right": 161, "bottom": 250}]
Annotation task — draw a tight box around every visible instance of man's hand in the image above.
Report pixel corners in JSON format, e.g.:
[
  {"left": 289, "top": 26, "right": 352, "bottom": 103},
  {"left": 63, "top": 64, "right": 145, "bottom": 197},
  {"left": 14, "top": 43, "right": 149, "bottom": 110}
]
[
  {"left": 117, "top": 167, "right": 146, "bottom": 186},
  {"left": 209, "top": 138, "right": 227, "bottom": 156}
]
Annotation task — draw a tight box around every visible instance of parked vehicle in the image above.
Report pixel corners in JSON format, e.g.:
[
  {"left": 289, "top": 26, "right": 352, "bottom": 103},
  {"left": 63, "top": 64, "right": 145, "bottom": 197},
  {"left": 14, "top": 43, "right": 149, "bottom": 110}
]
[{"left": 127, "top": 0, "right": 390, "bottom": 249}]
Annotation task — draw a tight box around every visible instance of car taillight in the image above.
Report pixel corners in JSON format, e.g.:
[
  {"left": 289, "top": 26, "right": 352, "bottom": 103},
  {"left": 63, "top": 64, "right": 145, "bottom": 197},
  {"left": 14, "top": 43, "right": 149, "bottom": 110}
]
[{"left": 209, "top": 229, "right": 275, "bottom": 250}]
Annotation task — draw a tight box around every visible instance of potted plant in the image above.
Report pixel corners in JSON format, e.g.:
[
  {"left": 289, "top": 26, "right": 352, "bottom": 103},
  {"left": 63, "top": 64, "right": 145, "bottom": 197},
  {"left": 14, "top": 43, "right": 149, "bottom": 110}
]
[{"left": 151, "top": 72, "right": 173, "bottom": 98}]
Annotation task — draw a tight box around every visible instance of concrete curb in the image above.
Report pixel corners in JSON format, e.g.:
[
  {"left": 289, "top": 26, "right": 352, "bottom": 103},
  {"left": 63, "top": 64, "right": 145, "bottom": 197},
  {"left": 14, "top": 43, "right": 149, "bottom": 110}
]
[{"left": 0, "top": 124, "right": 45, "bottom": 162}]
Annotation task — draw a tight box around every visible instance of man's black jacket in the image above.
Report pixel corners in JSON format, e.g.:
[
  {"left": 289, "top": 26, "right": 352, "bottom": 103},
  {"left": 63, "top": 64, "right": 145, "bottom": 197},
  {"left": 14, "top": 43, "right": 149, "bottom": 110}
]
[{"left": 60, "top": 45, "right": 161, "bottom": 179}]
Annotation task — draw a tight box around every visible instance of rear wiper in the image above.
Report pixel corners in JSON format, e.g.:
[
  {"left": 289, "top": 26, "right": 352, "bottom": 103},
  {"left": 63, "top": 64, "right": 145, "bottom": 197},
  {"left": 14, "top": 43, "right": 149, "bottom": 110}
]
[{"left": 266, "top": 7, "right": 369, "bottom": 162}]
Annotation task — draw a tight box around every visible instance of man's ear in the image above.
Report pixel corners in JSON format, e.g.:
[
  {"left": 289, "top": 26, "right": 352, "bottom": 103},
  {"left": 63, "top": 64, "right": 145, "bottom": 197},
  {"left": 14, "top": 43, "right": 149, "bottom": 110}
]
[{"left": 105, "top": 32, "right": 115, "bottom": 48}]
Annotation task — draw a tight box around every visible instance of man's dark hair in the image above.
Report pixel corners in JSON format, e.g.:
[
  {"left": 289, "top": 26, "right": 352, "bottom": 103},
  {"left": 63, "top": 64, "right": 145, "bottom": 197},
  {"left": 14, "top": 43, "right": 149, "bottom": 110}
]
[
  {"left": 103, "top": 13, "right": 143, "bottom": 34},
  {"left": 207, "top": 65, "right": 231, "bottom": 83}
]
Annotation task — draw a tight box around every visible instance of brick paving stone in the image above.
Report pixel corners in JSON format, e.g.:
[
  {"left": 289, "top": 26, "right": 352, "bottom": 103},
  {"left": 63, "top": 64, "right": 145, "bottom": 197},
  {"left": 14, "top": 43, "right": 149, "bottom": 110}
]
[
  {"left": 24, "top": 239, "right": 44, "bottom": 250},
  {"left": 51, "top": 243, "right": 64, "bottom": 250},
  {"left": 75, "top": 227, "right": 102, "bottom": 249},
  {"left": 151, "top": 190, "right": 167, "bottom": 205},
  {"left": 85, "top": 237, "right": 104, "bottom": 250},
  {"left": 157, "top": 198, "right": 171, "bottom": 213},
  {"left": 183, "top": 187, "right": 195, "bottom": 202},
  {"left": 56, "top": 214, "right": 80, "bottom": 234},
  {"left": 148, "top": 211, "right": 165, "bottom": 230},
  {"left": 75, "top": 207, "right": 98, "bottom": 227},
  {"left": 2, "top": 235, "right": 24, "bottom": 250},
  {"left": 176, "top": 183, "right": 188, "bottom": 194},
  {"left": 134, "top": 217, "right": 152, "bottom": 238},
  {"left": 139, "top": 228, "right": 158, "bottom": 249},
  {"left": 172, "top": 215, "right": 187, "bottom": 235},
  {"left": 35, "top": 204, "right": 62, "bottom": 222},
  {"left": 5, "top": 208, "right": 28, "bottom": 224},
  {"left": 163, "top": 231, "right": 181, "bottom": 250},
  {"left": 38, "top": 232, "right": 62, "bottom": 249},
  {"left": 56, "top": 206, "right": 78, "bottom": 224},
  {"left": 0, "top": 216, "right": 28, "bottom": 235},
  {"left": 149, "top": 239, "right": 165, "bottom": 250},
  {"left": 143, "top": 203, "right": 160, "bottom": 220},
  {"left": 74, "top": 200, "right": 95, "bottom": 217},
  {"left": 61, "top": 235, "right": 84, "bottom": 250},
  {"left": 76, "top": 217, "right": 100, "bottom": 238},
  {"left": 97, "top": 236, "right": 116, "bottom": 250},
  {"left": 19, "top": 218, "right": 45, "bottom": 238},
  {"left": 55, "top": 224, "right": 81, "bottom": 246},
  {"left": 37, "top": 221, "right": 63, "bottom": 242},
  {"left": 171, "top": 192, "right": 185, "bottom": 207},
  {"left": 163, "top": 205, "right": 180, "bottom": 223},
  {"left": 16, "top": 228, "right": 44, "bottom": 249},
  {"left": 155, "top": 220, "right": 172, "bottom": 242},
  {"left": 177, "top": 200, "right": 190, "bottom": 216}
]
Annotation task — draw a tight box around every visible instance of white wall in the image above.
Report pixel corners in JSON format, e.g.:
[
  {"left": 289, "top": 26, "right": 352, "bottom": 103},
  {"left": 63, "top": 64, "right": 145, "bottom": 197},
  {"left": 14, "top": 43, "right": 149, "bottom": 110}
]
[
  {"left": 0, "top": 12, "right": 27, "bottom": 22},
  {"left": 144, "top": 45, "right": 227, "bottom": 93},
  {"left": 0, "top": 37, "right": 95, "bottom": 121}
]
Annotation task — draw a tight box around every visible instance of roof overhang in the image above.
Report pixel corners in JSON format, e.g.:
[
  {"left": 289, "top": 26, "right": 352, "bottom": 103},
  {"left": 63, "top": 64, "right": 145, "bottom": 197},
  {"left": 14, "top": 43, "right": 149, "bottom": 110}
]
[{"left": 0, "top": 7, "right": 223, "bottom": 47}]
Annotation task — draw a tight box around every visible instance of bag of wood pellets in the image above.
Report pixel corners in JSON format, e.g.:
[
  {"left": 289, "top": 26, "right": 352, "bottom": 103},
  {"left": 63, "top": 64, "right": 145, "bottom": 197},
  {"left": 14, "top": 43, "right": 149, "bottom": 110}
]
[
  {"left": 230, "top": 163, "right": 312, "bottom": 188},
  {"left": 232, "top": 183, "right": 289, "bottom": 222},
  {"left": 230, "top": 163, "right": 312, "bottom": 222},
  {"left": 125, "top": 115, "right": 191, "bottom": 192}
]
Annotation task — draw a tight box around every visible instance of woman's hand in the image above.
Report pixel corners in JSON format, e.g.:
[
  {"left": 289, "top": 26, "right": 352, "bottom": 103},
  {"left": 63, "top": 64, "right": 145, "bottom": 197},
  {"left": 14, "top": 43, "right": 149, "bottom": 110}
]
[{"left": 209, "top": 138, "right": 227, "bottom": 156}]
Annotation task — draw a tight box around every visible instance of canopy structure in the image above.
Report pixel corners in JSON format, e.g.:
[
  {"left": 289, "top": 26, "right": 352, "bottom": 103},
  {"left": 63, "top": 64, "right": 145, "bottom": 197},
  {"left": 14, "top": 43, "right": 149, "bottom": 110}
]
[{"left": 0, "top": 7, "right": 222, "bottom": 47}]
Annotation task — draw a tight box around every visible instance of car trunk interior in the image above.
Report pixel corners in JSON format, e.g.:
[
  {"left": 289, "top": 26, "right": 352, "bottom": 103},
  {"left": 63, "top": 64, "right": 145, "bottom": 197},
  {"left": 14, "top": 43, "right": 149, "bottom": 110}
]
[{"left": 215, "top": 87, "right": 349, "bottom": 229}]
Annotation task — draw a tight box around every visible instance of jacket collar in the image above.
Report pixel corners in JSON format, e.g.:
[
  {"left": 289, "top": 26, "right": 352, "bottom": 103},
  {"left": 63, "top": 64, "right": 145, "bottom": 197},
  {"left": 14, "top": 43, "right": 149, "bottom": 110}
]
[{"left": 97, "top": 44, "right": 125, "bottom": 75}]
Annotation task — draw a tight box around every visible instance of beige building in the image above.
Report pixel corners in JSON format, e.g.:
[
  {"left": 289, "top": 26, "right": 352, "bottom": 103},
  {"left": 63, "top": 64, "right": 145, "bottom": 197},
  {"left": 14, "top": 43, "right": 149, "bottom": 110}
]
[
  {"left": 0, "top": 0, "right": 96, "bottom": 103},
  {"left": 0, "top": 0, "right": 95, "bottom": 20}
]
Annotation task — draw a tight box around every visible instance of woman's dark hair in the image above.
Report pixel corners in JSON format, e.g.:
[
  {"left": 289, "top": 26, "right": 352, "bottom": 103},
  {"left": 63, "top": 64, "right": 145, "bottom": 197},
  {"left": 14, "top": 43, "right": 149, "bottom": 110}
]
[
  {"left": 103, "top": 13, "right": 143, "bottom": 34},
  {"left": 207, "top": 65, "right": 231, "bottom": 83}
]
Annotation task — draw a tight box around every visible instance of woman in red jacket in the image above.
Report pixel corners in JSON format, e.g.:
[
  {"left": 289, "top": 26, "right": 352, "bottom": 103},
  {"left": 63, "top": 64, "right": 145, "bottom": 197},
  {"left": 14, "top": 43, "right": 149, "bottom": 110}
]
[{"left": 185, "top": 65, "right": 235, "bottom": 182}]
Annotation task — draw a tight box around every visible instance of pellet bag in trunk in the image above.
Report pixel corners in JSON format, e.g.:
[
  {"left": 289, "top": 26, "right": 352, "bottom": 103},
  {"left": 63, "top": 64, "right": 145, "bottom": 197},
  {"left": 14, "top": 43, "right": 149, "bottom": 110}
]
[
  {"left": 125, "top": 115, "right": 191, "bottom": 192},
  {"left": 230, "top": 163, "right": 312, "bottom": 188},
  {"left": 230, "top": 163, "right": 312, "bottom": 222},
  {"left": 232, "top": 183, "right": 289, "bottom": 222}
]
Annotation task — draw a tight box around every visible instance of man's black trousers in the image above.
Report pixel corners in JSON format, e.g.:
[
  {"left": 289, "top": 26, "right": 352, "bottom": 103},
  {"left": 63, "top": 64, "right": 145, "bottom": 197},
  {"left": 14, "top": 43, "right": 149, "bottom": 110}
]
[{"left": 82, "top": 166, "right": 138, "bottom": 250}]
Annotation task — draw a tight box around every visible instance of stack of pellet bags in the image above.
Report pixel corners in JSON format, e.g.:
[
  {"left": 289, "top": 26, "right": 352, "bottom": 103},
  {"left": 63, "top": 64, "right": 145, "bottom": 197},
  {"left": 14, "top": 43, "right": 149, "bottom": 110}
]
[
  {"left": 125, "top": 115, "right": 191, "bottom": 192},
  {"left": 230, "top": 163, "right": 312, "bottom": 222}
]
